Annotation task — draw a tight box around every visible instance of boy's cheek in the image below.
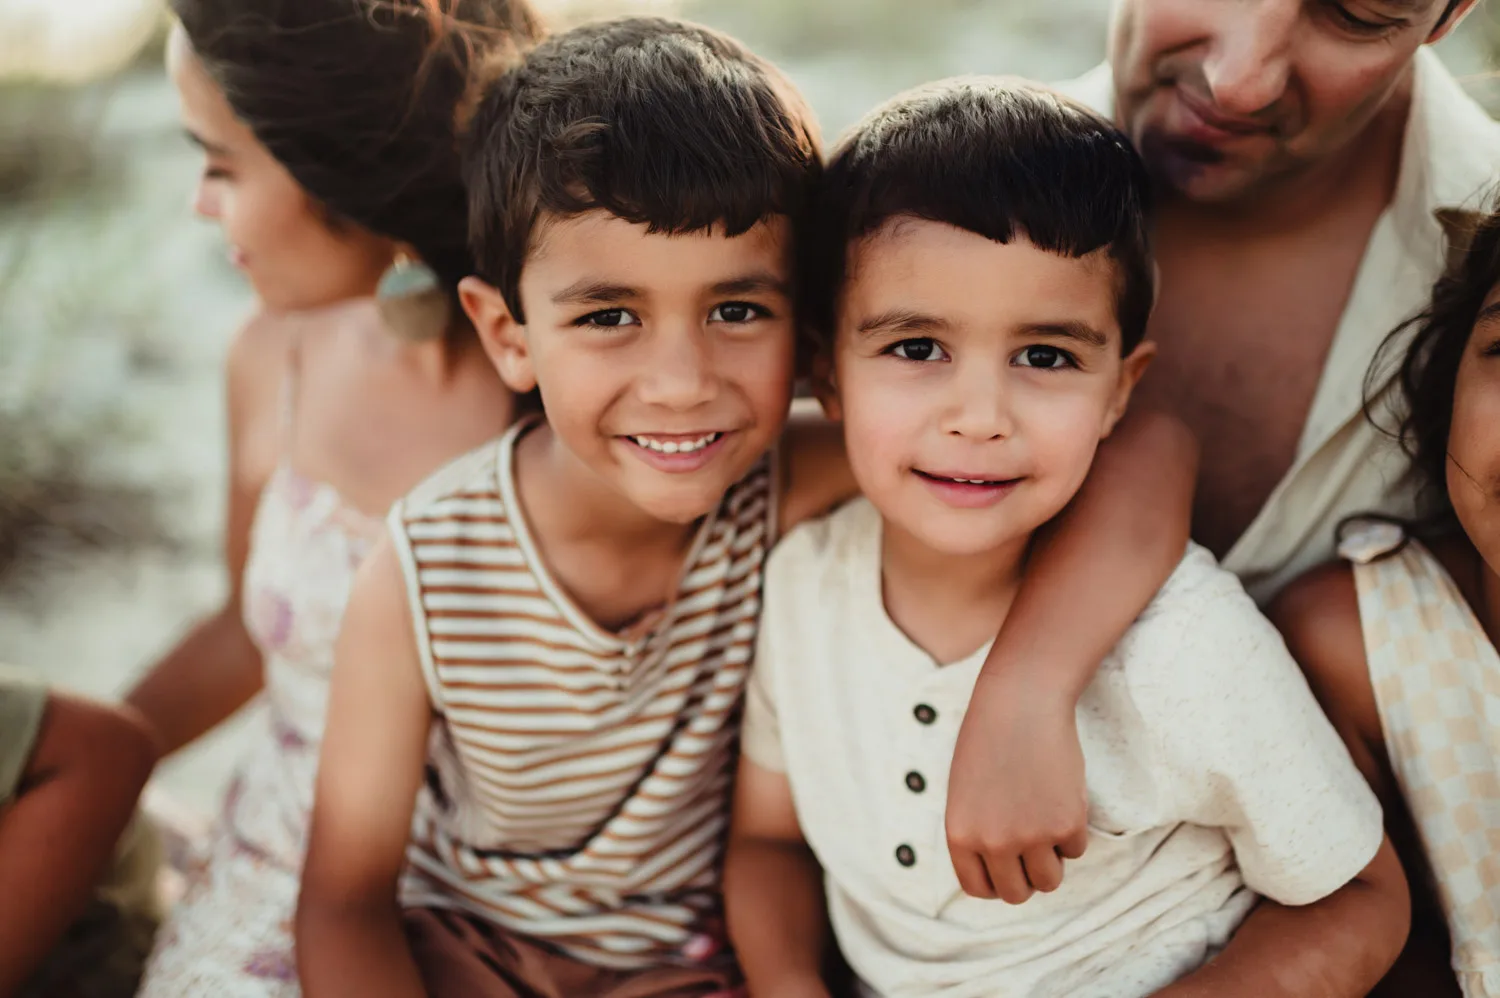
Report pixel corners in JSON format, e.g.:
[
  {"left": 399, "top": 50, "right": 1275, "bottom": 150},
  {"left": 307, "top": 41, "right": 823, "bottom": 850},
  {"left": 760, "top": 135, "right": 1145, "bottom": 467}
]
[{"left": 840, "top": 387, "right": 925, "bottom": 480}]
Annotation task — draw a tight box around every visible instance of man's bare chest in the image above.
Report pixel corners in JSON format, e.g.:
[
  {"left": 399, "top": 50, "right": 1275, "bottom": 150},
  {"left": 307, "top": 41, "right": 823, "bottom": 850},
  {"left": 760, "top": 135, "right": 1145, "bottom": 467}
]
[{"left": 1135, "top": 237, "right": 1367, "bottom": 554}]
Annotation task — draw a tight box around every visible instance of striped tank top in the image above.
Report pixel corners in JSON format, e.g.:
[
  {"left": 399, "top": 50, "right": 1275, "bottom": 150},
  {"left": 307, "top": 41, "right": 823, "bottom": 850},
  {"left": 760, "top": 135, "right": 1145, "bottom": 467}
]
[{"left": 388, "top": 418, "right": 773, "bottom": 970}]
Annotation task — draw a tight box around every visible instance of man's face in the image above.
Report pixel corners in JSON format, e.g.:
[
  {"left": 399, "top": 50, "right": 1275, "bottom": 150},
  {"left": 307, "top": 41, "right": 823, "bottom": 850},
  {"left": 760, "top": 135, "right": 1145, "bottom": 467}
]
[{"left": 1109, "top": 0, "right": 1469, "bottom": 202}]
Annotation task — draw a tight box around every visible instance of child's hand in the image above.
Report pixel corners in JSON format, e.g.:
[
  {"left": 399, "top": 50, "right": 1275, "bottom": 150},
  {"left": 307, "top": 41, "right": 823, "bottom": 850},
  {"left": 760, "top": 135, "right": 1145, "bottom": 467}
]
[{"left": 944, "top": 674, "right": 1089, "bottom": 903}]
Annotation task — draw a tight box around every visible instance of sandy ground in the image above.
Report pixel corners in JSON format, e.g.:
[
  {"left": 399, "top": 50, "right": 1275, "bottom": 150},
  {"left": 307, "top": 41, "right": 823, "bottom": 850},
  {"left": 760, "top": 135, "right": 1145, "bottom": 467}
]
[{"left": 0, "top": 0, "right": 1488, "bottom": 816}]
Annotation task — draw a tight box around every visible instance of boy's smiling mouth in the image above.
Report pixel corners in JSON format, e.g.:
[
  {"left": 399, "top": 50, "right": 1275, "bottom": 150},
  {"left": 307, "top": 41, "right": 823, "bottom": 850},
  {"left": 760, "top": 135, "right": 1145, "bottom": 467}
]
[
  {"left": 628, "top": 432, "right": 723, "bottom": 455},
  {"left": 913, "top": 468, "right": 1023, "bottom": 508},
  {"left": 620, "top": 431, "right": 732, "bottom": 474}
]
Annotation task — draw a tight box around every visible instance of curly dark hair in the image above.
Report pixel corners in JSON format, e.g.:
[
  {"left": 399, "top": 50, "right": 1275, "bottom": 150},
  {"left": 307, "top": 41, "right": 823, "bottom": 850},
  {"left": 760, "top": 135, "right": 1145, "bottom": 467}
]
[
  {"left": 1366, "top": 204, "right": 1500, "bottom": 531},
  {"left": 172, "top": 0, "right": 543, "bottom": 293}
]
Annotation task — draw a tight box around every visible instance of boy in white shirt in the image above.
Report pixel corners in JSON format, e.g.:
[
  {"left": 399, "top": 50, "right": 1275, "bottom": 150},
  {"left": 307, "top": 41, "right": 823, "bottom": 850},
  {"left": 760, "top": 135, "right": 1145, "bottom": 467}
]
[{"left": 723, "top": 78, "right": 1409, "bottom": 998}]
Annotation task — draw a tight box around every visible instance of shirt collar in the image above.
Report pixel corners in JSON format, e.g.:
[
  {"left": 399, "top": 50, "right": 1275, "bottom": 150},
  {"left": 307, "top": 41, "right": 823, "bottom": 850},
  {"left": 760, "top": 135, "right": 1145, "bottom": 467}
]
[{"left": 1391, "top": 46, "right": 1500, "bottom": 263}]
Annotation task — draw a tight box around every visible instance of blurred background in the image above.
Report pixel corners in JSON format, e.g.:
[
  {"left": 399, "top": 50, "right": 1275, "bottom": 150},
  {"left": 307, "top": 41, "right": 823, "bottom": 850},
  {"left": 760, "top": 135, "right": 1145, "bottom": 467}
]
[{"left": 0, "top": 0, "right": 1497, "bottom": 812}]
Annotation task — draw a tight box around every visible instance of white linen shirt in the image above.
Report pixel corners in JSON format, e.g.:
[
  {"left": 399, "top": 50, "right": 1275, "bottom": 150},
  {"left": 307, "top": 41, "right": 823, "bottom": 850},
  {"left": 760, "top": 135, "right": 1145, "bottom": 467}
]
[
  {"left": 741, "top": 499, "right": 1385, "bottom": 998},
  {"left": 1060, "top": 49, "right": 1500, "bottom": 604}
]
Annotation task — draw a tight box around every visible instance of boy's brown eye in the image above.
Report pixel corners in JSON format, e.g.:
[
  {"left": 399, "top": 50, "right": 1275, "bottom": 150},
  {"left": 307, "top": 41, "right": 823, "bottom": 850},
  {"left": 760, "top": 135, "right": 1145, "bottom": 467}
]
[
  {"left": 890, "top": 338, "right": 947, "bottom": 362},
  {"left": 1016, "top": 345, "right": 1074, "bottom": 370},
  {"left": 709, "top": 302, "right": 765, "bottom": 324},
  {"left": 578, "top": 308, "right": 639, "bottom": 328}
]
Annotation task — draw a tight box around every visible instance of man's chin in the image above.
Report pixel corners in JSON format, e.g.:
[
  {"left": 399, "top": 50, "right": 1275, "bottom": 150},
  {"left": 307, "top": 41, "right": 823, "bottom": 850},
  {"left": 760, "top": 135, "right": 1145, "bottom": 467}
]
[{"left": 1136, "top": 129, "right": 1259, "bottom": 201}]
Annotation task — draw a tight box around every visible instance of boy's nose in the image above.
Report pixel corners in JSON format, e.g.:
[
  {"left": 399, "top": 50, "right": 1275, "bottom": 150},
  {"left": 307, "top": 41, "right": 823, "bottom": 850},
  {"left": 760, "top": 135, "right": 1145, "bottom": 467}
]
[
  {"left": 637, "top": 327, "right": 718, "bottom": 410},
  {"left": 941, "top": 367, "right": 1014, "bottom": 441}
]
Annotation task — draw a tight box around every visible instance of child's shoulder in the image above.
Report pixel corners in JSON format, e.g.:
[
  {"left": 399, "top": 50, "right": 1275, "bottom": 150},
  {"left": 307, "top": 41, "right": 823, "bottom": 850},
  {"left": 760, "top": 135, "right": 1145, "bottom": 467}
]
[
  {"left": 1112, "top": 542, "right": 1279, "bottom": 680},
  {"left": 769, "top": 496, "right": 878, "bottom": 573},
  {"left": 393, "top": 431, "right": 511, "bottom": 525}
]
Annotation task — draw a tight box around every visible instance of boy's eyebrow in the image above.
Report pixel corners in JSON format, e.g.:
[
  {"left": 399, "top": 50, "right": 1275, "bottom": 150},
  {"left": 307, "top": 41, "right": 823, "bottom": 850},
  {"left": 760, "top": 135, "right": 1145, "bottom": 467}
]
[
  {"left": 551, "top": 272, "right": 792, "bottom": 307},
  {"left": 710, "top": 271, "right": 791, "bottom": 298},
  {"left": 856, "top": 308, "right": 950, "bottom": 336},
  {"left": 1026, "top": 321, "right": 1110, "bottom": 349},
  {"left": 550, "top": 279, "right": 640, "bottom": 306}
]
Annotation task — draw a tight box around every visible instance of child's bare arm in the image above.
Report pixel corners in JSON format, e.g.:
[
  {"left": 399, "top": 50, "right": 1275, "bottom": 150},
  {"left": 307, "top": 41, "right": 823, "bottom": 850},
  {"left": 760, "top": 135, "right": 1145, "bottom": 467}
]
[
  {"left": 296, "top": 541, "right": 433, "bottom": 998},
  {"left": 1153, "top": 838, "right": 1409, "bottom": 997},
  {"left": 1271, "top": 567, "right": 1460, "bottom": 996},
  {"left": 0, "top": 691, "right": 158, "bottom": 997},
  {"left": 947, "top": 409, "right": 1197, "bottom": 901},
  {"left": 723, "top": 759, "right": 830, "bottom": 998}
]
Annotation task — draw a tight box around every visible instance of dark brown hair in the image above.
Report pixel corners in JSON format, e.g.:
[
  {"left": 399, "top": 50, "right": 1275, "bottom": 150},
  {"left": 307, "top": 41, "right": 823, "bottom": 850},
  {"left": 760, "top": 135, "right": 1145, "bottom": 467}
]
[
  {"left": 172, "top": 0, "right": 543, "bottom": 292},
  {"left": 1366, "top": 204, "right": 1500, "bottom": 531},
  {"left": 462, "top": 16, "right": 822, "bottom": 322},
  {"left": 801, "top": 79, "right": 1155, "bottom": 358}
]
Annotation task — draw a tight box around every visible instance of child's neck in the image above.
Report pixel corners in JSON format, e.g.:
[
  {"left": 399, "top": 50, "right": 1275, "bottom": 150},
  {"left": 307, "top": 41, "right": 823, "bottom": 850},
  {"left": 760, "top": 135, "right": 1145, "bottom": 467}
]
[
  {"left": 514, "top": 422, "right": 703, "bottom": 635},
  {"left": 879, "top": 518, "right": 1030, "bottom": 666}
]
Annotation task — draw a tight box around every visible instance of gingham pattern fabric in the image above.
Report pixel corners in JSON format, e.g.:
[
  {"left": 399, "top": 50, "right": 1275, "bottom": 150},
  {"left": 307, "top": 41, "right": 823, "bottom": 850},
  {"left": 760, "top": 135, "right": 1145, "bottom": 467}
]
[{"left": 1343, "top": 520, "right": 1500, "bottom": 997}]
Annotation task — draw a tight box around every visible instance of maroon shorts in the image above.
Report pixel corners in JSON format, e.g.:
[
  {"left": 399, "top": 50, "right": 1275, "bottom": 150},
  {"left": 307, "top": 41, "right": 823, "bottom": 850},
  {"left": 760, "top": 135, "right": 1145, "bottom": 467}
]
[{"left": 403, "top": 908, "right": 741, "bottom": 998}]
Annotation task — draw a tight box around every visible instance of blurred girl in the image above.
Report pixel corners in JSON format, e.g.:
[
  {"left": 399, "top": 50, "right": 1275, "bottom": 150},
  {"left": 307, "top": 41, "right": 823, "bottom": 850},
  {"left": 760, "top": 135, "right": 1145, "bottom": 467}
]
[{"left": 128, "top": 2, "right": 541, "bottom": 994}]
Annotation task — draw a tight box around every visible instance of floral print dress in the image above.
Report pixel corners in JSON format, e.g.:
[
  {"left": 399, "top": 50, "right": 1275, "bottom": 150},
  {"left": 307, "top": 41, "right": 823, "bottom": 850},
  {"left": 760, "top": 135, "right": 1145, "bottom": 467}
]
[{"left": 138, "top": 463, "right": 382, "bottom": 997}]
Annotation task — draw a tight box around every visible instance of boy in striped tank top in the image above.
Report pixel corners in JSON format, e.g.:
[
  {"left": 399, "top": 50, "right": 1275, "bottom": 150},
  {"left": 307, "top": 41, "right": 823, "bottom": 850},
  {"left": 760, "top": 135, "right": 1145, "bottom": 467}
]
[{"left": 296, "top": 19, "right": 1200, "bottom": 998}]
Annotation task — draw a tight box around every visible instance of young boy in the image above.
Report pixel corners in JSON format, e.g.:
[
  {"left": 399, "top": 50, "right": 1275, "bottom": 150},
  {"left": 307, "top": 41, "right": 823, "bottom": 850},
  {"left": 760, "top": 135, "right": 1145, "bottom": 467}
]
[
  {"left": 296, "top": 20, "right": 1195, "bottom": 998},
  {"left": 725, "top": 80, "right": 1411, "bottom": 998},
  {"left": 0, "top": 668, "right": 161, "bottom": 998}
]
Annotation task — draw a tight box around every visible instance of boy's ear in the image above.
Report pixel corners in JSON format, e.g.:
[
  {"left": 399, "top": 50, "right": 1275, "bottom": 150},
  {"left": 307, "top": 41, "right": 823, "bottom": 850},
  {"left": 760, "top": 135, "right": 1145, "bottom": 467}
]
[
  {"left": 458, "top": 276, "right": 536, "bottom": 393},
  {"left": 810, "top": 351, "right": 843, "bottom": 422},
  {"left": 1102, "top": 341, "right": 1157, "bottom": 437}
]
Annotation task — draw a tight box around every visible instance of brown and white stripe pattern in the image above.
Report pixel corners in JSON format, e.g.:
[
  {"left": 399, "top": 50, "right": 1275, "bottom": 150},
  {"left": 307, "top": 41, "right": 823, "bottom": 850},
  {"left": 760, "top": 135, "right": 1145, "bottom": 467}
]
[{"left": 388, "top": 420, "right": 772, "bottom": 970}]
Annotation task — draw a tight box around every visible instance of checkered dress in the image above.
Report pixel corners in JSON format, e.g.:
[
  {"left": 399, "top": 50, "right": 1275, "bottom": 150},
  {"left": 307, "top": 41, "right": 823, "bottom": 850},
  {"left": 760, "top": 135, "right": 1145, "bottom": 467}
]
[{"left": 1343, "top": 521, "right": 1500, "bottom": 997}]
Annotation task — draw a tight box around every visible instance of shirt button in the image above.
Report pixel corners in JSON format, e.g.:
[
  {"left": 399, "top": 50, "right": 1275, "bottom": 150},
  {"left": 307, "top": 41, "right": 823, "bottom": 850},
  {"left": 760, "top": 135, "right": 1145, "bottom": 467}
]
[
  {"left": 895, "top": 844, "right": 917, "bottom": 867},
  {"left": 913, "top": 704, "right": 937, "bottom": 725},
  {"left": 905, "top": 771, "right": 926, "bottom": 794}
]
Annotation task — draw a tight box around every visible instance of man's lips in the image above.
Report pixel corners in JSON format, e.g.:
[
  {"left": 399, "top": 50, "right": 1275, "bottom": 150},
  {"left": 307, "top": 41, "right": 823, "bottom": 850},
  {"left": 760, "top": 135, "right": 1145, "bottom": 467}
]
[{"left": 1173, "top": 87, "right": 1274, "bottom": 140}]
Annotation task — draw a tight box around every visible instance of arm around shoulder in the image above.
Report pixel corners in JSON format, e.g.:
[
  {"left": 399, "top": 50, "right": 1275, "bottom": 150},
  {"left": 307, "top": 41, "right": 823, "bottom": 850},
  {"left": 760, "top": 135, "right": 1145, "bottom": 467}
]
[
  {"left": 945, "top": 408, "right": 1198, "bottom": 901},
  {"left": 777, "top": 413, "right": 858, "bottom": 536},
  {"left": 296, "top": 538, "right": 434, "bottom": 998}
]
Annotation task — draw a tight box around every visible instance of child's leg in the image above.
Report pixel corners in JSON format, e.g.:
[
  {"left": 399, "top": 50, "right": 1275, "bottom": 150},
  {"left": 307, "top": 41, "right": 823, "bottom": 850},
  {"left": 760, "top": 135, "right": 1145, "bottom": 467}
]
[{"left": 402, "top": 909, "right": 738, "bottom": 998}]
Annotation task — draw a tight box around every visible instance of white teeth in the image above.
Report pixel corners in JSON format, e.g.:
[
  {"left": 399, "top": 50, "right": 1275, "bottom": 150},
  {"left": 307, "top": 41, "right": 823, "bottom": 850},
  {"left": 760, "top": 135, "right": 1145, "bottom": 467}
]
[{"left": 630, "top": 433, "right": 720, "bottom": 455}]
